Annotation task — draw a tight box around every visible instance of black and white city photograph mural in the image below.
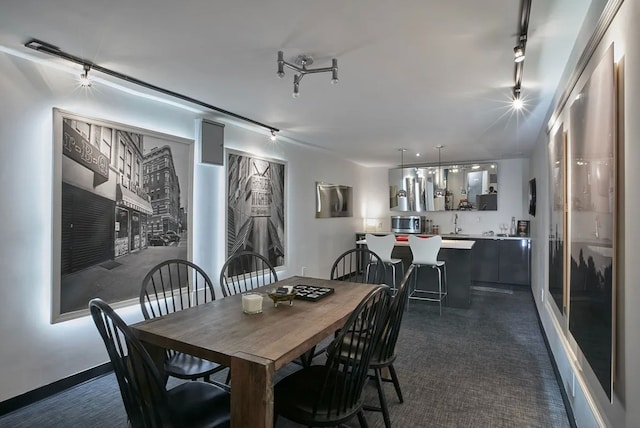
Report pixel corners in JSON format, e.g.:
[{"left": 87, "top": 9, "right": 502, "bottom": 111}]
[
  {"left": 52, "top": 109, "right": 193, "bottom": 322},
  {"left": 226, "top": 150, "right": 285, "bottom": 272},
  {"left": 567, "top": 44, "right": 616, "bottom": 400}
]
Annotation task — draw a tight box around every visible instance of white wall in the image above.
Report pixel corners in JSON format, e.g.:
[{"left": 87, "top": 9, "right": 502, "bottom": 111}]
[
  {"left": 0, "top": 52, "right": 366, "bottom": 402},
  {"left": 360, "top": 158, "right": 531, "bottom": 235},
  {"left": 529, "top": 0, "right": 640, "bottom": 426}
]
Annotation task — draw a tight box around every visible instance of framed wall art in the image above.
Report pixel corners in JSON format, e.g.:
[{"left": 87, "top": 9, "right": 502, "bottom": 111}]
[
  {"left": 548, "top": 124, "right": 566, "bottom": 316},
  {"left": 52, "top": 109, "right": 193, "bottom": 322},
  {"left": 226, "top": 150, "right": 285, "bottom": 272},
  {"left": 567, "top": 44, "right": 616, "bottom": 400}
]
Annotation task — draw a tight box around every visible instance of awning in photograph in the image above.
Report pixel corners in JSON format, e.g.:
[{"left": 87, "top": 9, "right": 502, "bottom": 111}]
[{"left": 116, "top": 184, "right": 153, "bottom": 215}]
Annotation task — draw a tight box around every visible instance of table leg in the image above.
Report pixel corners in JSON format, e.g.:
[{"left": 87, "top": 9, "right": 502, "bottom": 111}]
[{"left": 230, "top": 352, "right": 275, "bottom": 428}]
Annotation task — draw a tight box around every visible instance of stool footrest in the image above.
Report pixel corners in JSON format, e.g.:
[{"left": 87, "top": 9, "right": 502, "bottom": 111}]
[{"left": 408, "top": 289, "right": 447, "bottom": 302}]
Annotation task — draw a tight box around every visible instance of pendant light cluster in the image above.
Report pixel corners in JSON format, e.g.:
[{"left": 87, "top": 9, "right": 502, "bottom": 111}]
[{"left": 512, "top": 0, "right": 531, "bottom": 110}]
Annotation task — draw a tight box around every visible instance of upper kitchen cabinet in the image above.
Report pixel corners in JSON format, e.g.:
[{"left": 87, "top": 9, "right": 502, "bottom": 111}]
[{"left": 389, "top": 162, "right": 498, "bottom": 211}]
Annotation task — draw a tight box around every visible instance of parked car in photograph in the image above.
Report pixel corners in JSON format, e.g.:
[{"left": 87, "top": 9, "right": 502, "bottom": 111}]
[
  {"left": 165, "top": 230, "right": 181, "bottom": 242},
  {"left": 148, "top": 234, "right": 169, "bottom": 246}
]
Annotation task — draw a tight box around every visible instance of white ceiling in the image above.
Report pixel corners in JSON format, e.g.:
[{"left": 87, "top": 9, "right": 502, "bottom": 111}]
[{"left": 0, "top": 0, "right": 591, "bottom": 167}]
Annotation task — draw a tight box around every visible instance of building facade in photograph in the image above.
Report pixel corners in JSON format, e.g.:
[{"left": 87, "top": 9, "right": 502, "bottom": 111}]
[
  {"left": 114, "top": 130, "right": 153, "bottom": 257},
  {"left": 61, "top": 117, "right": 153, "bottom": 274},
  {"left": 143, "top": 145, "right": 182, "bottom": 237}
]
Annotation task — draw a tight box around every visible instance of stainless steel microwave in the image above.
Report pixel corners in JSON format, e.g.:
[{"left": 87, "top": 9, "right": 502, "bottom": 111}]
[{"left": 391, "top": 216, "right": 424, "bottom": 233}]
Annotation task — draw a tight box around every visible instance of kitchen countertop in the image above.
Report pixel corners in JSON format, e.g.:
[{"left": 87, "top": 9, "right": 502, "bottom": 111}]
[
  {"left": 356, "top": 238, "right": 475, "bottom": 250},
  {"left": 357, "top": 232, "right": 531, "bottom": 241}
]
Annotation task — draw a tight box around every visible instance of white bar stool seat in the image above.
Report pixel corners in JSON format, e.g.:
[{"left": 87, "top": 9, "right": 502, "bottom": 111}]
[
  {"left": 408, "top": 235, "right": 447, "bottom": 315},
  {"left": 365, "top": 233, "right": 405, "bottom": 292}
]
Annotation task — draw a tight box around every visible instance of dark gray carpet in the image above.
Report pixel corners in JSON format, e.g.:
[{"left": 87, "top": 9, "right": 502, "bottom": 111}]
[{"left": 0, "top": 286, "right": 570, "bottom": 428}]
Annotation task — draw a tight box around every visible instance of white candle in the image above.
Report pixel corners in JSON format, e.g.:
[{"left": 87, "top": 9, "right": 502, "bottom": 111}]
[{"left": 242, "top": 293, "right": 263, "bottom": 314}]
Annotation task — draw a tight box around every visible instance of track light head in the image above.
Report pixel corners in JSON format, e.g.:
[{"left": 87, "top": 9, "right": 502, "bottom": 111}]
[
  {"left": 512, "top": 87, "right": 523, "bottom": 109},
  {"left": 270, "top": 130, "right": 277, "bottom": 141},
  {"left": 331, "top": 58, "right": 338, "bottom": 84},
  {"left": 79, "top": 64, "right": 92, "bottom": 87},
  {"left": 514, "top": 45, "right": 525, "bottom": 63},
  {"left": 277, "top": 51, "right": 285, "bottom": 78},
  {"left": 292, "top": 74, "right": 301, "bottom": 98}
]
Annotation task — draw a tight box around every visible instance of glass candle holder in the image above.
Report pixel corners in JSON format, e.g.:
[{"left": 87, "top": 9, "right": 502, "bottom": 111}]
[{"left": 242, "top": 292, "right": 263, "bottom": 314}]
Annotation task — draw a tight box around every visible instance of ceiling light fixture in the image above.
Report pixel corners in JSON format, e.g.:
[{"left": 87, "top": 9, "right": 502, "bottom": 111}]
[
  {"left": 277, "top": 51, "right": 338, "bottom": 98},
  {"left": 24, "top": 39, "right": 279, "bottom": 135},
  {"left": 270, "top": 130, "right": 277, "bottom": 141},
  {"left": 79, "top": 64, "right": 92, "bottom": 87},
  {"left": 511, "top": 0, "right": 531, "bottom": 109}
]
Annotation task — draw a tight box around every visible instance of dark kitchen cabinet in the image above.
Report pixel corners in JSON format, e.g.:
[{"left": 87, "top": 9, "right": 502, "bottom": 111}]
[
  {"left": 471, "top": 239, "right": 500, "bottom": 283},
  {"left": 497, "top": 239, "right": 531, "bottom": 285},
  {"left": 469, "top": 238, "right": 530, "bottom": 286}
]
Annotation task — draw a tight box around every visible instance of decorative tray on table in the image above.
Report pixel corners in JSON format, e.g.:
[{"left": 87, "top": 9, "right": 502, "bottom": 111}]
[
  {"left": 267, "top": 286, "right": 297, "bottom": 307},
  {"left": 293, "top": 284, "right": 335, "bottom": 302}
]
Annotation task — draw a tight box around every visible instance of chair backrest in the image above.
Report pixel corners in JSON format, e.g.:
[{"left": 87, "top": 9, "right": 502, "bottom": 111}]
[
  {"left": 330, "top": 247, "right": 386, "bottom": 284},
  {"left": 219, "top": 250, "right": 278, "bottom": 296},
  {"left": 140, "top": 259, "right": 216, "bottom": 320},
  {"left": 317, "top": 286, "right": 390, "bottom": 419},
  {"left": 408, "top": 235, "right": 442, "bottom": 265},
  {"left": 89, "top": 298, "right": 171, "bottom": 428},
  {"left": 365, "top": 234, "right": 396, "bottom": 263},
  {"left": 374, "top": 264, "right": 415, "bottom": 363}
]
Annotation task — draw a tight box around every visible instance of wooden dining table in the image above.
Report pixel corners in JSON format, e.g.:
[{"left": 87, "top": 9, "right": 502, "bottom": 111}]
[{"left": 130, "top": 275, "right": 378, "bottom": 428}]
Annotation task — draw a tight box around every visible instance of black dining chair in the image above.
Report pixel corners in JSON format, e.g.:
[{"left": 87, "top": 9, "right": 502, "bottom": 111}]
[
  {"left": 219, "top": 250, "right": 278, "bottom": 296},
  {"left": 274, "top": 286, "right": 391, "bottom": 427},
  {"left": 330, "top": 247, "right": 386, "bottom": 284},
  {"left": 140, "top": 259, "right": 227, "bottom": 384},
  {"left": 300, "top": 248, "right": 386, "bottom": 367},
  {"left": 362, "top": 264, "right": 415, "bottom": 428},
  {"left": 89, "top": 298, "right": 231, "bottom": 428}
]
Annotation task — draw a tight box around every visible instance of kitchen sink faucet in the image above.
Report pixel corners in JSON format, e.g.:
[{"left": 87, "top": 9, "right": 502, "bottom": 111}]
[{"left": 454, "top": 213, "right": 462, "bottom": 234}]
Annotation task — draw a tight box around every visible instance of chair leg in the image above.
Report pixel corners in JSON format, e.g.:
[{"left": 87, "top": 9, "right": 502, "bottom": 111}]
[
  {"left": 389, "top": 263, "right": 396, "bottom": 292},
  {"left": 374, "top": 368, "right": 392, "bottom": 428},
  {"left": 388, "top": 363, "right": 404, "bottom": 403},
  {"left": 437, "top": 267, "right": 442, "bottom": 316},
  {"left": 357, "top": 410, "right": 369, "bottom": 428},
  {"left": 444, "top": 263, "right": 449, "bottom": 304},
  {"left": 300, "top": 346, "right": 316, "bottom": 367}
]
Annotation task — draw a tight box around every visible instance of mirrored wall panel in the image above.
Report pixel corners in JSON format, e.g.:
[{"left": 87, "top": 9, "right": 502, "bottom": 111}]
[{"left": 389, "top": 162, "right": 498, "bottom": 211}]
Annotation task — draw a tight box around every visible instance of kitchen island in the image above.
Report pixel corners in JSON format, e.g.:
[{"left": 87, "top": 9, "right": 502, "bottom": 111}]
[{"left": 356, "top": 236, "right": 475, "bottom": 308}]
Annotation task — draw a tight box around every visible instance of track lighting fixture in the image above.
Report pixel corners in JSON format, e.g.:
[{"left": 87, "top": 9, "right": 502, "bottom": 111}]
[
  {"left": 79, "top": 64, "right": 92, "bottom": 87},
  {"left": 511, "top": 0, "right": 530, "bottom": 110},
  {"left": 277, "top": 51, "right": 338, "bottom": 98},
  {"left": 24, "top": 38, "right": 279, "bottom": 136},
  {"left": 270, "top": 130, "right": 277, "bottom": 141}
]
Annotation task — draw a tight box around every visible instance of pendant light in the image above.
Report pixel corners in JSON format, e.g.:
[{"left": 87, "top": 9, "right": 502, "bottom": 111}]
[
  {"left": 435, "top": 145, "right": 444, "bottom": 192},
  {"left": 398, "top": 148, "right": 407, "bottom": 198}
]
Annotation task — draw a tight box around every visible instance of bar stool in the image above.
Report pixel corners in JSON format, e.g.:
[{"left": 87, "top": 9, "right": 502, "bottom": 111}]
[
  {"left": 408, "top": 235, "right": 447, "bottom": 315},
  {"left": 365, "top": 233, "right": 405, "bottom": 292}
]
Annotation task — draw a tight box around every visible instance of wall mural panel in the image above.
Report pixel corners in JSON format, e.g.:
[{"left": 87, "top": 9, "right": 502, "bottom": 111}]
[
  {"left": 52, "top": 109, "right": 193, "bottom": 322},
  {"left": 226, "top": 151, "right": 285, "bottom": 271},
  {"left": 548, "top": 125, "right": 566, "bottom": 315},
  {"left": 567, "top": 44, "right": 616, "bottom": 400}
]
